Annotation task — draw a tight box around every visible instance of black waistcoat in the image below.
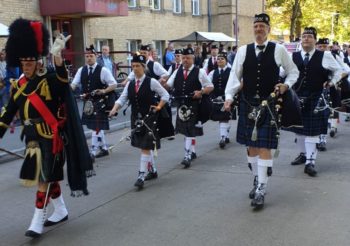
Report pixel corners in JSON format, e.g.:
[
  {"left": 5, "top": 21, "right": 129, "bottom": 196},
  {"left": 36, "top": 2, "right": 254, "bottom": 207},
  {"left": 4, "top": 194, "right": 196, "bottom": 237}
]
[
  {"left": 207, "top": 57, "right": 218, "bottom": 73},
  {"left": 128, "top": 76, "right": 156, "bottom": 117},
  {"left": 81, "top": 65, "right": 104, "bottom": 93},
  {"left": 173, "top": 66, "right": 201, "bottom": 97},
  {"left": 212, "top": 67, "right": 231, "bottom": 97},
  {"left": 170, "top": 63, "right": 182, "bottom": 76},
  {"left": 242, "top": 42, "right": 279, "bottom": 98},
  {"left": 146, "top": 61, "right": 160, "bottom": 80},
  {"left": 292, "top": 50, "right": 329, "bottom": 94}
]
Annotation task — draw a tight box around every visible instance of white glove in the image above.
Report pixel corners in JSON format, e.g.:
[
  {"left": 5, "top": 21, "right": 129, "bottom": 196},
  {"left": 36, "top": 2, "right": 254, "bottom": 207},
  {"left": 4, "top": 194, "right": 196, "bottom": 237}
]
[{"left": 50, "top": 34, "right": 71, "bottom": 57}]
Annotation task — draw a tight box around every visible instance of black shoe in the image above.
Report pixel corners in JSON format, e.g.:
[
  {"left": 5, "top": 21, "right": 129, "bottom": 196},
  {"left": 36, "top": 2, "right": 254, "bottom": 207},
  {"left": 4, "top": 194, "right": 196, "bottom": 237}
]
[
  {"left": 44, "top": 215, "right": 68, "bottom": 227},
  {"left": 318, "top": 142, "right": 327, "bottom": 151},
  {"left": 25, "top": 230, "right": 41, "bottom": 238},
  {"left": 191, "top": 152, "right": 197, "bottom": 160},
  {"left": 304, "top": 164, "right": 317, "bottom": 177},
  {"left": 291, "top": 153, "right": 306, "bottom": 165},
  {"left": 95, "top": 149, "right": 109, "bottom": 158},
  {"left": 181, "top": 157, "right": 191, "bottom": 168},
  {"left": 329, "top": 128, "right": 336, "bottom": 138},
  {"left": 134, "top": 178, "right": 144, "bottom": 188},
  {"left": 167, "top": 136, "right": 175, "bottom": 140},
  {"left": 251, "top": 192, "right": 265, "bottom": 210},
  {"left": 219, "top": 138, "right": 226, "bottom": 149},
  {"left": 144, "top": 171, "right": 158, "bottom": 181},
  {"left": 249, "top": 176, "right": 258, "bottom": 199},
  {"left": 225, "top": 137, "right": 230, "bottom": 144},
  {"left": 251, "top": 184, "right": 265, "bottom": 209}
]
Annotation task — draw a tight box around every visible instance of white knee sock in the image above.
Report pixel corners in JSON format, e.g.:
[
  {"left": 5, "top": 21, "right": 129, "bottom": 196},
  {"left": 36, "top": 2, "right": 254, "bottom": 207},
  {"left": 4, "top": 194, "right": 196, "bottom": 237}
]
[
  {"left": 257, "top": 159, "right": 273, "bottom": 185},
  {"left": 91, "top": 131, "right": 99, "bottom": 155},
  {"left": 191, "top": 137, "right": 196, "bottom": 153},
  {"left": 139, "top": 154, "right": 151, "bottom": 180},
  {"left": 98, "top": 130, "right": 108, "bottom": 150},
  {"left": 330, "top": 118, "right": 338, "bottom": 129},
  {"left": 296, "top": 134, "right": 306, "bottom": 153},
  {"left": 247, "top": 156, "right": 258, "bottom": 176},
  {"left": 320, "top": 134, "right": 327, "bottom": 143},
  {"left": 150, "top": 150, "right": 157, "bottom": 172},
  {"left": 305, "top": 137, "right": 318, "bottom": 165},
  {"left": 185, "top": 137, "right": 192, "bottom": 154}
]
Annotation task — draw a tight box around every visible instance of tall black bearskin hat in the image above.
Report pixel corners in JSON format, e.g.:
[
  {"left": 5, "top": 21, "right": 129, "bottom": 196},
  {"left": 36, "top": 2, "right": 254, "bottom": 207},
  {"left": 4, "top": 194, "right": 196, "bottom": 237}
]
[
  {"left": 5, "top": 18, "right": 50, "bottom": 67},
  {"left": 86, "top": 44, "right": 97, "bottom": 54}
]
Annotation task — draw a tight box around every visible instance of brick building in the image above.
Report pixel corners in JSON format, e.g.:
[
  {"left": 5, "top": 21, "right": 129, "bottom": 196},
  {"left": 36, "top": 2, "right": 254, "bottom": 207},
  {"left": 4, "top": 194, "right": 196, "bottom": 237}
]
[{"left": 0, "top": 0, "right": 265, "bottom": 69}]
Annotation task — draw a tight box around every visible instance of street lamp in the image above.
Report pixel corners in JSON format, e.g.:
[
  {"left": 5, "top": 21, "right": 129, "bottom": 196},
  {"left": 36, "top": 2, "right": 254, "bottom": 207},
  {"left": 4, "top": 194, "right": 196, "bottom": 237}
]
[{"left": 331, "top": 12, "right": 339, "bottom": 42}]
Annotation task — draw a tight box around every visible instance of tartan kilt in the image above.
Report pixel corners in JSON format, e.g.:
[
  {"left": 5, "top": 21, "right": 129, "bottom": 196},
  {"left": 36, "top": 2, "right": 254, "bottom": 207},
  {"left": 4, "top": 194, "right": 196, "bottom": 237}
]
[
  {"left": 175, "top": 100, "right": 203, "bottom": 137},
  {"left": 289, "top": 96, "right": 330, "bottom": 136},
  {"left": 236, "top": 98, "right": 278, "bottom": 149},
  {"left": 130, "top": 113, "right": 161, "bottom": 150},
  {"left": 82, "top": 111, "right": 110, "bottom": 131}
]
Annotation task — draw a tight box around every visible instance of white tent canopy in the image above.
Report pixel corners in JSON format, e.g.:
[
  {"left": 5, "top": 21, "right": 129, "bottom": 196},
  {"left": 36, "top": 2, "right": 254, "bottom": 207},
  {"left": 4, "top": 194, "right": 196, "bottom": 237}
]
[
  {"left": 0, "top": 22, "right": 9, "bottom": 37},
  {"left": 170, "top": 31, "right": 236, "bottom": 43}
]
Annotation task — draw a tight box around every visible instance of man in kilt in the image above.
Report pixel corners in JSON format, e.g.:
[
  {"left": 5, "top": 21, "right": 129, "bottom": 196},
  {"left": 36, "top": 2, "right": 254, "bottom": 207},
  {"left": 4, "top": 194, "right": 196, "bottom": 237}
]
[
  {"left": 290, "top": 27, "right": 342, "bottom": 176},
  {"left": 71, "top": 45, "right": 117, "bottom": 158},
  {"left": 208, "top": 51, "right": 234, "bottom": 149},
  {"left": 109, "top": 54, "right": 170, "bottom": 189},
  {"left": 224, "top": 13, "right": 299, "bottom": 209},
  {"left": 165, "top": 47, "right": 213, "bottom": 168},
  {"left": 127, "top": 44, "right": 174, "bottom": 177},
  {"left": 0, "top": 19, "right": 93, "bottom": 238}
]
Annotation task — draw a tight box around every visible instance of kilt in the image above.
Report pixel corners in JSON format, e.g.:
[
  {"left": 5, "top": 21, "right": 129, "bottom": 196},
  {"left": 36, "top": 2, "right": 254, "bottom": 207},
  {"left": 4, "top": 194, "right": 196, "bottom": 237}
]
[
  {"left": 210, "top": 99, "right": 236, "bottom": 121},
  {"left": 236, "top": 96, "right": 278, "bottom": 149},
  {"left": 289, "top": 94, "right": 330, "bottom": 136},
  {"left": 175, "top": 100, "right": 203, "bottom": 137},
  {"left": 130, "top": 112, "right": 160, "bottom": 150},
  {"left": 81, "top": 99, "right": 110, "bottom": 130},
  {"left": 20, "top": 135, "right": 65, "bottom": 185}
]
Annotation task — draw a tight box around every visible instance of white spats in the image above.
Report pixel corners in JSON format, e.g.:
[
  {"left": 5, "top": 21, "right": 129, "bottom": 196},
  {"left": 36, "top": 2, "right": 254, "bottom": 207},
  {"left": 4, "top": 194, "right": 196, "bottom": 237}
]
[{"left": 47, "top": 195, "right": 68, "bottom": 223}]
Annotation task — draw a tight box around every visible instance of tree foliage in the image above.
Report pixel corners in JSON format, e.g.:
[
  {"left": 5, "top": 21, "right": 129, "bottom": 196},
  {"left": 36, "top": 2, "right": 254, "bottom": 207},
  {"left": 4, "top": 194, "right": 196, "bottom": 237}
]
[{"left": 266, "top": 0, "right": 350, "bottom": 42}]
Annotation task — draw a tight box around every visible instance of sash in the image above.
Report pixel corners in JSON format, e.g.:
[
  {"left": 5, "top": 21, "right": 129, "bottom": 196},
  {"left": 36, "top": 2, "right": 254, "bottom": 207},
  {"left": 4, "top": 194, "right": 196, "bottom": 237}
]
[{"left": 18, "top": 76, "right": 65, "bottom": 154}]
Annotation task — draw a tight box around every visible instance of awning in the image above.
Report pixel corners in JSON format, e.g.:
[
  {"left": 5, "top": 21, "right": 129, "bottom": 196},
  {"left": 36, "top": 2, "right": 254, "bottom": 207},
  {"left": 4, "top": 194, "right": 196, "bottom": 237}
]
[
  {"left": 170, "top": 31, "right": 236, "bottom": 43},
  {"left": 0, "top": 23, "right": 9, "bottom": 37},
  {"left": 39, "top": 0, "right": 128, "bottom": 17}
]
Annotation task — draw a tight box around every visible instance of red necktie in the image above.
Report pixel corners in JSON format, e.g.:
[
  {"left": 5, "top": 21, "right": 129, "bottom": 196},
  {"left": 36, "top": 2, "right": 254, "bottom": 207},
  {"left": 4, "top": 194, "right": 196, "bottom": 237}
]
[
  {"left": 176, "top": 63, "right": 179, "bottom": 69},
  {"left": 213, "top": 57, "right": 217, "bottom": 64},
  {"left": 135, "top": 80, "right": 140, "bottom": 93},
  {"left": 184, "top": 69, "right": 188, "bottom": 80}
]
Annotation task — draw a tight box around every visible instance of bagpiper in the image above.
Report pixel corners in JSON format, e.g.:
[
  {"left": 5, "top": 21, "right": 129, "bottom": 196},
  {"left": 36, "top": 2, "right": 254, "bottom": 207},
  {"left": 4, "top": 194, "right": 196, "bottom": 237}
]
[
  {"left": 0, "top": 18, "right": 93, "bottom": 238},
  {"left": 224, "top": 13, "right": 299, "bottom": 209}
]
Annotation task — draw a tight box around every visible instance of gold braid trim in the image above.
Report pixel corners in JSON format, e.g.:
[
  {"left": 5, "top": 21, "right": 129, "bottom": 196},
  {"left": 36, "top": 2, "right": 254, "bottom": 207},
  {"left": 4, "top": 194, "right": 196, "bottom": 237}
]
[
  {"left": 56, "top": 74, "right": 69, "bottom": 83},
  {"left": 0, "top": 122, "right": 9, "bottom": 128},
  {"left": 39, "top": 79, "right": 52, "bottom": 100},
  {"left": 20, "top": 141, "right": 41, "bottom": 187}
]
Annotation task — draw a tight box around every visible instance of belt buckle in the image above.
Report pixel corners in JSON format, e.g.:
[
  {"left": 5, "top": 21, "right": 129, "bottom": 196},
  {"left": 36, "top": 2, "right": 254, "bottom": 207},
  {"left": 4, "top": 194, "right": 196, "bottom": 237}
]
[{"left": 24, "top": 119, "right": 32, "bottom": 126}]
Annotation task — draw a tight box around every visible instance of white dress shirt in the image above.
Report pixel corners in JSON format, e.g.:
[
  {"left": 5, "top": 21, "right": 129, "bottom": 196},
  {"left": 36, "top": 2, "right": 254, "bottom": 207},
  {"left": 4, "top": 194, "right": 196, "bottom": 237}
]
[
  {"left": 166, "top": 64, "right": 213, "bottom": 89},
  {"left": 300, "top": 48, "right": 342, "bottom": 84},
  {"left": 116, "top": 74, "right": 169, "bottom": 108},
  {"left": 128, "top": 60, "right": 169, "bottom": 81},
  {"left": 71, "top": 63, "right": 117, "bottom": 88},
  {"left": 225, "top": 40, "right": 300, "bottom": 101},
  {"left": 208, "top": 65, "right": 229, "bottom": 82}
]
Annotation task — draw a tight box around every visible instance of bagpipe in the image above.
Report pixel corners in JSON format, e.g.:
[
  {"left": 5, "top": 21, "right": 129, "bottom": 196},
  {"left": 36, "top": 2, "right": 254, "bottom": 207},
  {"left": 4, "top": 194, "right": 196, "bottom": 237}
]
[
  {"left": 80, "top": 89, "right": 119, "bottom": 116},
  {"left": 247, "top": 88, "right": 302, "bottom": 157}
]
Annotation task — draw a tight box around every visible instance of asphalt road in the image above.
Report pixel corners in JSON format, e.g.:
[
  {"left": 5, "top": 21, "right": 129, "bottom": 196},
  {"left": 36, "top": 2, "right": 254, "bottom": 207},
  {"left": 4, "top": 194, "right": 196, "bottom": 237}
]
[{"left": 0, "top": 116, "right": 350, "bottom": 246}]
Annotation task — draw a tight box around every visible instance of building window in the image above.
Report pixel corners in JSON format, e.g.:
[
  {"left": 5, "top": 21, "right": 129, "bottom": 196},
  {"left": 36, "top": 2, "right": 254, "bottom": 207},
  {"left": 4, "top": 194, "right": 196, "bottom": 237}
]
[
  {"left": 192, "top": 0, "right": 200, "bottom": 16},
  {"left": 95, "top": 39, "right": 113, "bottom": 52},
  {"left": 173, "top": 0, "right": 182, "bottom": 14},
  {"left": 152, "top": 40, "right": 165, "bottom": 65},
  {"left": 150, "top": 0, "right": 161, "bottom": 11},
  {"left": 126, "top": 39, "right": 142, "bottom": 73},
  {"left": 128, "top": 0, "right": 137, "bottom": 8}
]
